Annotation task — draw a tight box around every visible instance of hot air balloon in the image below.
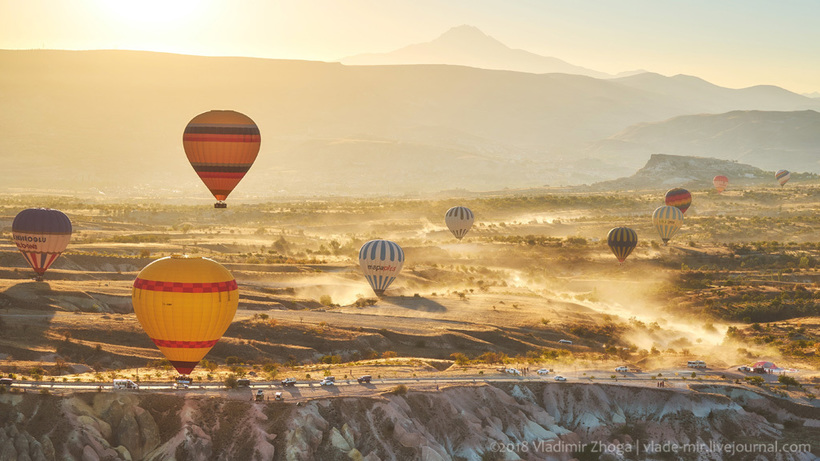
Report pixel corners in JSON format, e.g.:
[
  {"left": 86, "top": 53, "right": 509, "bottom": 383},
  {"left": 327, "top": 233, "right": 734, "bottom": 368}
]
[
  {"left": 775, "top": 170, "right": 791, "bottom": 187},
  {"left": 132, "top": 255, "right": 238, "bottom": 376},
  {"left": 359, "top": 240, "right": 404, "bottom": 296},
  {"left": 445, "top": 206, "right": 474, "bottom": 240},
  {"left": 713, "top": 175, "right": 729, "bottom": 193},
  {"left": 183, "top": 110, "right": 261, "bottom": 208},
  {"left": 665, "top": 188, "right": 692, "bottom": 214},
  {"left": 652, "top": 206, "right": 683, "bottom": 245},
  {"left": 12, "top": 208, "right": 72, "bottom": 281},
  {"left": 607, "top": 227, "right": 638, "bottom": 263}
]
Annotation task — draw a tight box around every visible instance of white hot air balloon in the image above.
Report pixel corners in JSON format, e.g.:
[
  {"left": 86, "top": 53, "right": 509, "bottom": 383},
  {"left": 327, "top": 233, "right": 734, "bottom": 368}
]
[
  {"left": 358, "top": 240, "right": 404, "bottom": 296},
  {"left": 445, "top": 206, "right": 474, "bottom": 240}
]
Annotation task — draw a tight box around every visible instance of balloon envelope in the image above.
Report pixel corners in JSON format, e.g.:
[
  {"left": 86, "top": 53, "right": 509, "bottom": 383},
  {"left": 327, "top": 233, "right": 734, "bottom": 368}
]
[
  {"left": 665, "top": 188, "right": 692, "bottom": 214},
  {"left": 713, "top": 175, "right": 729, "bottom": 193},
  {"left": 652, "top": 206, "right": 683, "bottom": 244},
  {"left": 445, "top": 206, "right": 474, "bottom": 240},
  {"left": 775, "top": 169, "right": 791, "bottom": 186},
  {"left": 607, "top": 227, "right": 638, "bottom": 263},
  {"left": 132, "top": 255, "right": 238, "bottom": 375},
  {"left": 359, "top": 240, "right": 404, "bottom": 296},
  {"left": 12, "top": 208, "right": 72, "bottom": 280},
  {"left": 183, "top": 110, "right": 261, "bottom": 206}
]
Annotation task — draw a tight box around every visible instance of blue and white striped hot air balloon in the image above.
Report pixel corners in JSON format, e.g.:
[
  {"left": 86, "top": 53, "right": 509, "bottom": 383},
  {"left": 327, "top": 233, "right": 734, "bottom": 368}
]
[
  {"left": 652, "top": 206, "right": 684, "bottom": 245},
  {"left": 445, "top": 206, "right": 474, "bottom": 240},
  {"left": 358, "top": 240, "right": 404, "bottom": 296}
]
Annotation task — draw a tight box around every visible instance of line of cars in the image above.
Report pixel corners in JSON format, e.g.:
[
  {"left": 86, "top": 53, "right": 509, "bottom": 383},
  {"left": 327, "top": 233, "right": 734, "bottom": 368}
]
[{"left": 281, "top": 375, "right": 372, "bottom": 387}]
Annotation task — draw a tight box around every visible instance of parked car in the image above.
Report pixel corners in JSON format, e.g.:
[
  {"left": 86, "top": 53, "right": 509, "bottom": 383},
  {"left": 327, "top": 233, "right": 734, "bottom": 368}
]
[
  {"left": 506, "top": 368, "right": 521, "bottom": 375},
  {"left": 553, "top": 376, "right": 567, "bottom": 381},
  {"left": 737, "top": 366, "right": 752, "bottom": 372},
  {"left": 237, "top": 378, "right": 251, "bottom": 387},
  {"left": 615, "top": 366, "right": 629, "bottom": 372},
  {"left": 255, "top": 390, "right": 264, "bottom": 401},
  {"left": 274, "top": 392, "right": 284, "bottom": 401},
  {"left": 281, "top": 378, "right": 297, "bottom": 387},
  {"left": 0, "top": 378, "right": 13, "bottom": 386},
  {"left": 319, "top": 377, "right": 335, "bottom": 386},
  {"left": 113, "top": 379, "right": 139, "bottom": 390},
  {"left": 357, "top": 375, "right": 372, "bottom": 384},
  {"left": 536, "top": 369, "right": 550, "bottom": 375},
  {"left": 558, "top": 339, "right": 573, "bottom": 345}
]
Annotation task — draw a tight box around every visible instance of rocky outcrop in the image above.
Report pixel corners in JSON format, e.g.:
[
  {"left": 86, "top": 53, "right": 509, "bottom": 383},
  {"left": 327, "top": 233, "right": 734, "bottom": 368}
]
[{"left": 0, "top": 383, "right": 818, "bottom": 460}]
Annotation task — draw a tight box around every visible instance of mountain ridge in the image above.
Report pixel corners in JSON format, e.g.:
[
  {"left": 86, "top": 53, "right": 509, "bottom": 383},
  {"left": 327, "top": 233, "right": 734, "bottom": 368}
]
[
  {"left": 341, "top": 25, "right": 611, "bottom": 78},
  {"left": 2, "top": 49, "right": 820, "bottom": 198}
]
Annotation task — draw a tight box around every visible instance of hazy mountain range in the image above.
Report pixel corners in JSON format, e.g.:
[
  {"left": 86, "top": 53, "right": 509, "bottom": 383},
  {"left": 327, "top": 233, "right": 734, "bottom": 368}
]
[
  {"left": 588, "top": 153, "right": 817, "bottom": 192},
  {"left": 1, "top": 27, "right": 819, "bottom": 199},
  {"left": 341, "top": 25, "right": 615, "bottom": 78},
  {"left": 588, "top": 110, "right": 820, "bottom": 173}
]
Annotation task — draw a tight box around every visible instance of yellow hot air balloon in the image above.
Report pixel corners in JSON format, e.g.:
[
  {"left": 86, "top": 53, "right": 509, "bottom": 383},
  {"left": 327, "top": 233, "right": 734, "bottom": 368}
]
[
  {"left": 652, "top": 206, "right": 684, "bottom": 245},
  {"left": 607, "top": 227, "right": 638, "bottom": 263},
  {"left": 132, "top": 255, "right": 238, "bottom": 376},
  {"left": 183, "top": 110, "right": 261, "bottom": 208}
]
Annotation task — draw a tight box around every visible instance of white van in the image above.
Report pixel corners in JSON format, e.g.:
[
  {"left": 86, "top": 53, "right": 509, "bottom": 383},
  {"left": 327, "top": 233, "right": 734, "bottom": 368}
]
[
  {"left": 113, "top": 379, "right": 139, "bottom": 390},
  {"left": 615, "top": 366, "right": 629, "bottom": 372},
  {"left": 558, "top": 339, "right": 573, "bottom": 345}
]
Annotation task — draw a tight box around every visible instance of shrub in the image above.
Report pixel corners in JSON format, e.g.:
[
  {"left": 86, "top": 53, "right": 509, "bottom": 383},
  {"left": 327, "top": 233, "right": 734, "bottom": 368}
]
[
  {"left": 389, "top": 384, "right": 408, "bottom": 396},
  {"left": 450, "top": 352, "right": 469, "bottom": 366},
  {"left": 224, "top": 374, "right": 238, "bottom": 389}
]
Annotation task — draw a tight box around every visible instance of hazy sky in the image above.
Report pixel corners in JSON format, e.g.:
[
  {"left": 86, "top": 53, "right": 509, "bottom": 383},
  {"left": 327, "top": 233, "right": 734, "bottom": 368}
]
[{"left": 2, "top": 0, "right": 819, "bottom": 94}]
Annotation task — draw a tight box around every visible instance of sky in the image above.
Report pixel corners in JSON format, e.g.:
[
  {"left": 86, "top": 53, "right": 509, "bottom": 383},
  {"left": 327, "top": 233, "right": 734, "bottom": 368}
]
[{"left": 2, "top": 0, "right": 819, "bottom": 94}]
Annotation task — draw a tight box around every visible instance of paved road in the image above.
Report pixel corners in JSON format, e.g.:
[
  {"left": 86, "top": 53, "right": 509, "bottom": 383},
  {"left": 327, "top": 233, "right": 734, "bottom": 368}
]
[{"left": 3, "top": 371, "right": 734, "bottom": 398}]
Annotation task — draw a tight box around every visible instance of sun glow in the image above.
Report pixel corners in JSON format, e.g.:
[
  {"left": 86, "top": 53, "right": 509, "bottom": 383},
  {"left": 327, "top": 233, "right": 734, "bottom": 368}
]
[{"left": 94, "top": 0, "right": 205, "bottom": 27}]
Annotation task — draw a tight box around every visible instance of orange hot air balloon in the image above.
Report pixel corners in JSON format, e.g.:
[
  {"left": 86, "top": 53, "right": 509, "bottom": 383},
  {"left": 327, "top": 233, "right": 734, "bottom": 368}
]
[
  {"left": 132, "top": 255, "right": 238, "bottom": 376},
  {"left": 183, "top": 110, "right": 261, "bottom": 208}
]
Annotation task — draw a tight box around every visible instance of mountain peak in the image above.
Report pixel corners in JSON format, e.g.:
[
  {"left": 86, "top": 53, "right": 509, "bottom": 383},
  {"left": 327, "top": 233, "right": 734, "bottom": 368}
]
[
  {"left": 434, "top": 25, "right": 506, "bottom": 48},
  {"left": 429, "top": 24, "right": 510, "bottom": 51},
  {"left": 340, "top": 26, "right": 610, "bottom": 78}
]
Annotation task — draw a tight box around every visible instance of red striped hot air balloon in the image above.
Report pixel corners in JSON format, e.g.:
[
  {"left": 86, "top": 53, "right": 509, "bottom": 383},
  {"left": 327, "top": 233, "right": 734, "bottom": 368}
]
[
  {"left": 131, "top": 255, "right": 238, "bottom": 376},
  {"left": 12, "top": 208, "right": 72, "bottom": 281},
  {"left": 713, "top": 175, "right": 729, "bottom": 193},
  {"left": 665, "top": 188, "right": 692, "bottom": 214},
  {"left": 183, "top": 110, "right": 261, "bottom": 208}
]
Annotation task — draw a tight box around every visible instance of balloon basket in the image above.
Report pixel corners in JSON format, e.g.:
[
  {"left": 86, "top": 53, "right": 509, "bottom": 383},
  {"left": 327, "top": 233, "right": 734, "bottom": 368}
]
[{"left": 214, "top": 202, "right": 227, "bottom": 209}]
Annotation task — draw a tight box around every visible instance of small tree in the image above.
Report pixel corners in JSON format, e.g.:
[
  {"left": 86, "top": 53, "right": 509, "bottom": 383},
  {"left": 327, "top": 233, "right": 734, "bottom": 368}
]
[
  {"left": 778, "top": 375, "right": 800, "bottom": 388},
  {"left": 224, "top": 374, "right": 238, "bottom": 389},
  {"left": 450, "top": 352, "right": 469, "bottom": 366}
]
